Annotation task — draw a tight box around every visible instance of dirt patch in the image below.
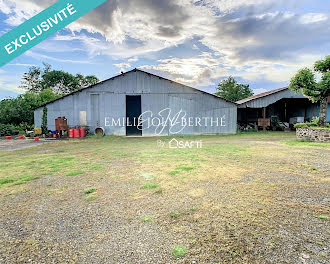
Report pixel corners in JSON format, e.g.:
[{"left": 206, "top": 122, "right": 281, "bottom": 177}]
[
  {"left": 0, "top": 139, "right": 53, "bottom": 151},
  {"left": 0, "top": 133, "right": 329, "bottom": 264}
]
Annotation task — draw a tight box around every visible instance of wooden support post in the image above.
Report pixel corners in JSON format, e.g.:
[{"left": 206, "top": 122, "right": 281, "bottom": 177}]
[{"left": 263, "top": 107, "right": 266, "bottom": 131}]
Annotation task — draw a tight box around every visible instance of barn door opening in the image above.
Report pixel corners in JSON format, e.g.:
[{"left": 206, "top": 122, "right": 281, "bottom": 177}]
[
  {"left": 126, "top": 95, "right": 142, "bottom": 136},
  {"left": 91, "top": 94, "right": 100, "bottom": 127}
]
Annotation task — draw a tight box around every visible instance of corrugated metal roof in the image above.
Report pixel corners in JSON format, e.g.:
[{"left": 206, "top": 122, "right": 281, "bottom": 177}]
[
  {"left": 236, "top": 87, "right": 288, "bottom": 105},
  {"left": 35, "top": 68, "right": 236, "bottom": 109}
]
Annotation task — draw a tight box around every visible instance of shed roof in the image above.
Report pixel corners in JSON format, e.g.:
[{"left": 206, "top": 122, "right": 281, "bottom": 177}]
[
  {"left": 36, "top": 68, "right": 236, "bottom": 109},
  {"left": 236, "top": 87, "right": 288, "bottom": 104},
  {"left": 236, "top": 87, "right": 307, "bottom": 108}
]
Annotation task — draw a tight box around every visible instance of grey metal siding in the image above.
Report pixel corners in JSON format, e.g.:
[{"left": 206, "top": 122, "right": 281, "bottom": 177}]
[{"left": 34, "top": 70, "right": 237, "bottom": 135}]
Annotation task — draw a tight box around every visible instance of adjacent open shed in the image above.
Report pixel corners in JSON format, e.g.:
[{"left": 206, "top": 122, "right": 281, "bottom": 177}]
[
  {"left": 236, "top": 87, "right": 330, "bottom": 130},
  {"left": 34, "top": 69, "right": 237, "bottom": 136}
]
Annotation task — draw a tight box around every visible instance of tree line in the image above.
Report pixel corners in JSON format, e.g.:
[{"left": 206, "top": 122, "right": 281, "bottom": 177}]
[
  {"left": 0, "top": 63, "right": 99, "bottom": 130},
  {"left": 1, "top": 56, "right": 328, "bottom": 132}
]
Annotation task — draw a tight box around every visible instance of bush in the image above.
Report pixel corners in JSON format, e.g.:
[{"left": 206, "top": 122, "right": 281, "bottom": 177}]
[
  {"left": 14, "top": 122, "right": 34, "bottom": 131},
  {"left": 0, "top": 124, "right": 15, "bottom": 136},
  {"left": 294, "top": 116, "right": 330, "bottom": 129}
]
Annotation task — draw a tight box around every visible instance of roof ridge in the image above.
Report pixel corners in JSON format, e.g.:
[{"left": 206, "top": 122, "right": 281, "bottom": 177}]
[{"left": 236, "top": 87, "right": 288, "bottom": 104}]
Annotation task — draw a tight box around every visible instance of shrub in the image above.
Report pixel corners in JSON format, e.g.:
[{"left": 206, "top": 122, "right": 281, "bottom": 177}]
[
  {"left": 0, "top": 124, "right": 15, "bottom": 136},
  {"left": 295, "top": 123, "right": 330, "bottom": 129},
  {"left": 14, "top": 122, "right": 34, "bottom": 131},
  {"left": 295, "top": 117, "right": 330, "bottom": 129}
]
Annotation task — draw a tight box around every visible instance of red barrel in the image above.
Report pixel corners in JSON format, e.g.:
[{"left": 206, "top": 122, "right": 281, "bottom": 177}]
[
  {"left": 18, "top": 136, "right": 24, "bottom": 139},
  {"left": 34, "top": 137, "right": 39, "bottom": 141},
  {"left": 68, "top": 128, "right": 74, "bottom": 138},
  {"left": 73, "top": 128, "right": 80, "bottom": 138},
  {"left": 79, "top": 128, "right": 85, "bottom": 138},
  {"left": 6, "top": 136, "right": 11, "bottom": 140},
  {"left": 53, "top": 134, "right": 57, "bottom": 138}
]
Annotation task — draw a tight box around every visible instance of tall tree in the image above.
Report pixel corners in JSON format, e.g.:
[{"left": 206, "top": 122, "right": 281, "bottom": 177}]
[
  {"left": 215, "top": 77, "right": 253, "bottom": 102},
  {"left": 0, "top": 89, "right": 61, "bottom": 126},
  {"left": 289, "top": 56, "right": 330, "bottom": 126},
  {"left": 20, "top": 64, "right": 99, "bottom": 94}
]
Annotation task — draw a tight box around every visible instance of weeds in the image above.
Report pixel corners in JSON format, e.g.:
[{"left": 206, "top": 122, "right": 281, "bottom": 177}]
[
  {"left": 66, "top": 171, "right": 84, "bottom": 177},
  {"left": 84, "top": 188, "right": 96, "bottom": 194},
  {"left": 140, "top": 216, "right": 153, "bottom": 222},
  {"left": 0, "top": 179, "right": 15, "bottom": 185},
  {"left": 141, "top": 183, "right": 159, "bottom": 189},
  {"left": 84, "top": 194, "right": 98, "bottom": 201},
  {"left": 172, "top": 245, "right": 187, "bottom": 258},
  {"left": 317, "top": 215, "right": 328, "bottom": 221},
  {"left": 170, "top": 212, "right": 181, "bottom": 218}
]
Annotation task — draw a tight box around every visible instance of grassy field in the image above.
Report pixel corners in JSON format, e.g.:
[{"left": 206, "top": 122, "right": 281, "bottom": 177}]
[{"left": 0, "top": 132, "right": 329, "bottom": 263}]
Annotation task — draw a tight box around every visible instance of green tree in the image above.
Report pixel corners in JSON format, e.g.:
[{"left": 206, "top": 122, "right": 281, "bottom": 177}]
[
  {"left": 289, "top": 56, "right": 330, "bottom": 126},
  {"left": 20, "top": 63, "right": 51, "bottom": 92},
  {"left": 1, "top": 64, "right": 99, "bottom": 128},
  {"left": 21, "top": 64, "right": 99, "bottom": 94},
  {"left": 0, "top": 89, "right": 61, "bottom": 127},
  {"left": 215, "top": 77, "right": 253, "bottom": 102},
  {"left": 75, "top": 74, "right": 99, "bottom": 88}
]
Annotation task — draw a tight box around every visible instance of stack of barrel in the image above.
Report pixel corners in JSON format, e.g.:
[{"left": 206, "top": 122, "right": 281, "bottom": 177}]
[{"left": 68, "top": 128, "right": 86, "bottom": 138}]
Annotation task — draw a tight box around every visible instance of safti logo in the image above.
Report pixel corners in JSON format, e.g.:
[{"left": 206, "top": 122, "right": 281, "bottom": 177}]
[{"left": 157, "top": 138, "right": 203, "bottom": 149}]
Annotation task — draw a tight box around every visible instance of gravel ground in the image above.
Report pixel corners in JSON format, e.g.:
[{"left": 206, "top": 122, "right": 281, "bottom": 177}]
[
  {"left": 0, "top": 133, "right": 329, "bottom": 264},
  {"left": 0, "top": 138, "right": 53, "bottom": 151}
]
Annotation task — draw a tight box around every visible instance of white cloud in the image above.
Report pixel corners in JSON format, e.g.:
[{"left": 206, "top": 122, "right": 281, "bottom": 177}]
[
  {"left": 141, "top": 52, "right": 229, "bottom": 86},
  {"left": 114, "top": 62, "right": 131, "bottom": 73},
  {"left": 300, "top": 13, "right": 328, "bottom": 24},
  {"left": 1, "top": 0, "right": 329, "bottom": 88},
  {"left": 128, "top": 56, "right": 138, "bottom": 62},
  {"left": 7, "top": 63, "right": 35, "bottom": 67},
  {"left": 25, "top": 50, "right": 97, "bottom": 64},
  {"left": 0, "top": 71, "right": 24, "bottom": 94},
  {"left": 253, "top": 88, "right": 268, "bottom": 95}
]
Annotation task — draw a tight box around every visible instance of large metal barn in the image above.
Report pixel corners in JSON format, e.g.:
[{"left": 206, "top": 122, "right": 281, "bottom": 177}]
[{"left": 34, "top": 69, "right": 237, "bottom": 136}]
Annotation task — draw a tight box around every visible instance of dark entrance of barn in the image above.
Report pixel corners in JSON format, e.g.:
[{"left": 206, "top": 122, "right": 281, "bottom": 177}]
[{"left": 126, "top": 95, "right": 142, "bottom": 136}]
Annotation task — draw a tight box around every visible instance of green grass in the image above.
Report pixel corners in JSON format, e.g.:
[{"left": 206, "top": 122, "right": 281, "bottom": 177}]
[
  {"left": 91, "top": 166, "right": 103, "bottom": 171},
  {"left": 172, "top": 245, "right": 187, "bottom": 258},
  {"left": 0, "top": 175, "right": 36, "bottom": 186},
  {"left": 140, "top": 216, "right": 153, "bottom": 222},
  {"left": 169, "top": 165, "right": 195, "bottom": 176},
  {"left": 176, "top": 166, "right": 194, "bottom": 171},
  {"left": 282, "top": 139, "right": 330, "bottom": 147},
  {"left": 13, "top": 175, "right": 36, "bottom": 185},
  {"left": 170, "top": 211, "right": 181, "bottom": 218},
  {"left": 66, "top": 170, "right": 84, "bottom": 177},
  {"left": 0, "top": 178, "right": 15, "bottom": 185},
  {"left": 84, "top": 194, "right": 98, "bottom": 201},
  {"left": 317, "top": 215, "right": 328, "bottom": 221},
  {"left": 141, "top": 183, "right": 159, "bottom": 189},
  {"left": 84, "top": 187, "right": 96, "bottom": 194}
]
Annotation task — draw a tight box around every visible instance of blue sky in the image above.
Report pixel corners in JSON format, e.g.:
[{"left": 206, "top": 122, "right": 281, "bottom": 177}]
[{"left": 0, "top": 0, "right": 330, "bottom": 100}]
